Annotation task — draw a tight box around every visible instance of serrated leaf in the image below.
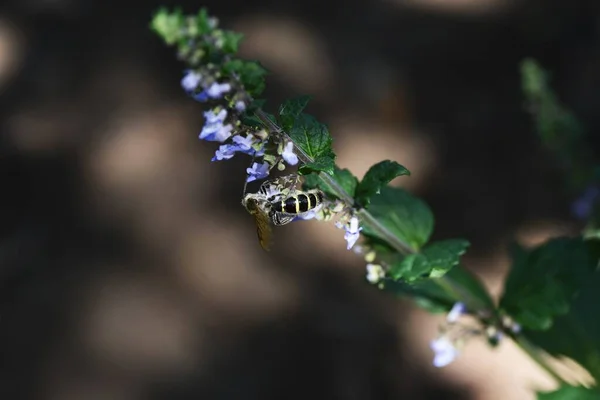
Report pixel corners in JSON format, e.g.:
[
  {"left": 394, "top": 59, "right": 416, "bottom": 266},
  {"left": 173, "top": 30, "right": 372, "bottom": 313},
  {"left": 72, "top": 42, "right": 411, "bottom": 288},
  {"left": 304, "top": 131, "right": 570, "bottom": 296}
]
[
  {"left": 356, "top": 160, "right": 410, "bottom": 206},
  {"left": 278, "top": 96, "right": 311, "bottom": 131},
  {"left": 500, "top": 237, "right": 598, "bottom": 331},
  {"left": 221, "top": 31, "right": 244, "bottom": 54},
  {"left": 289, "top": 113, "right": 335, "bottom": 170},
  {"left": 299, "top": 151, "right": 335, "bottom": 175},
  {"left": 362, "top": 186, "right": 433, "bottom": 251},
  {"left": 150, "top": 8, "right": 185, "bottom": 45},
  {"left": 303, "top": 167, "right": 358, "bottom": 198},
  {"left": 537, "top": 386, "right": 600, "bottom": 400},
  {"left": 389, "top": 239, "right": 470, "bottom": 282}
]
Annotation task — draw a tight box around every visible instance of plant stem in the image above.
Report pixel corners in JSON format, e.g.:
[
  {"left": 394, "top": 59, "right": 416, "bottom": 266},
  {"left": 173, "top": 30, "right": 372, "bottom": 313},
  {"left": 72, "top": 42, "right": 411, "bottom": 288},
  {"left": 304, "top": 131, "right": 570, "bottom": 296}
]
[{"left": 255, "top": 107, "right": 569, "bottom": 387}]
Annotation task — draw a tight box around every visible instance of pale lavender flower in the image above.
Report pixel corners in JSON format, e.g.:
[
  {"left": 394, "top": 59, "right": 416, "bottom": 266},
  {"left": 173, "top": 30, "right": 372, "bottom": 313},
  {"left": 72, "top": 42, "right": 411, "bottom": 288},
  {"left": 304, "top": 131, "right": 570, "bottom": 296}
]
[
  {"left": 246, "top": 162, "right": 270, "bottom": 182},
  {"left": 211, "top": 144, "right": 239, "bottom": 161},
  {"left": 232, "top": 134, "right": 266, "bottom": 156},
  {"left": 205, "top": 82, "right": 231, "bottom": 99},
  {"left": 430, "top": 337, "right": 459, "bottom": 368},
  {"left": 447, "top": 302, "right": 467, "bottom": 323},
  {"left": 200, "top": 109, "right": 233, "bottom": 142},
  {"left": 281, "top": 141, "right": 298, "bottom": 165},
  {"left": 199, "top": 122, "right": 233, "bottom": 142},
  {"left": 343, "top": 216, "right": 362, "bottom": 250},
  {"left": 181, "top": 70, "right": 202, "bottom": 92},
  {"left": 235, "top": 100, "right": 246, "bottom": 112}
]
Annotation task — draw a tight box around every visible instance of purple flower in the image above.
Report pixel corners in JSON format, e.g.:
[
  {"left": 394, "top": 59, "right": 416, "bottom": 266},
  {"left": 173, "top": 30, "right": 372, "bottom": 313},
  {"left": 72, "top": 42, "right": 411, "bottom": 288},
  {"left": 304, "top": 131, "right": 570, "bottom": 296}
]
[
  {"left": 232, "top": 134, "right": 266, "bottom": 156},
  {"left": 200, "top": 109, "right": 233, "bottom": 142},
  {"left": 281, "top": 141, "right": 298, "bottom": 165},
  {"left": 430, "top": 337, "right": 459, "bottom": 368},
  {"left": 235, "top": 100, "right": 246, "bottom": 112},
  {"left": 211, "top": 144, "right": 239, "bottom": 161},
  {"left": 205, "top": 82, "right": 231, "bottom": 99},
  {"left": 246, "top": 162, "right": 270, "bottom": 182},
  {"left": 181, "top": 70, "right": 202, "bottom": 92},
  {"left": 446, "top": 302, "right": 466, "bottom": 323}
]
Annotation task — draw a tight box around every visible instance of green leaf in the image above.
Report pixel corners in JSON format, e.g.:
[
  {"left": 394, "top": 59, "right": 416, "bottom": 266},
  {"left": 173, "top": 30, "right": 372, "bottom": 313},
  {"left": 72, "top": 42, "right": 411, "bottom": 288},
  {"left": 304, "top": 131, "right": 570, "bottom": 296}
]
[
  {"left": 288, "top": 113, "right": 335, "bottom": 173},
  {"left": 537, "top": 386, "right": 600, "bottom": 400},
  {"left": 195, "top": 8, "right": 213, "bottom": 35},
  {"left": 524, "top": 239, "right": 600, "bottom": 384},
  {"left": 303, "top": 167, "right": 358, "bottom": 198},
  {"left": 150, "top": 8, "right": 185, "bottom": 45},
  {"left": 278, "top": 96, "right": 312, "bottom": 131},
  {"left": 389, "top": 239, "right": 470, "bottom": 282},
  {"left": 221, "top": 31, "right": 244, "bottom": 54},
  {"left": 223, "top": 60, "right": 268, "bottom": 97},
  {"left": 355, "top": 160, "right": 410, "bottom": 206},
  {"left": 299, "top": 152, "right": 336, "bottom": 175},
  {"left": 384, "top": 264, "right": 495, "bottom": 314},
  {"left": 362, "top": 186, "right": 433, "bottom": 251},
  {"left": 500, "top": 237, "right": 598, "bottom": 331}
]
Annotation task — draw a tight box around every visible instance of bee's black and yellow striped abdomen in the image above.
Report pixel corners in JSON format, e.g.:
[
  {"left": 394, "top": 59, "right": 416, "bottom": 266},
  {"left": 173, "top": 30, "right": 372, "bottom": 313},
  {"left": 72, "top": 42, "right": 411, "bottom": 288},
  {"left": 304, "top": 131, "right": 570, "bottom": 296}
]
[{"left": 271, "top": 190, "right": 324, "bottom": 215}]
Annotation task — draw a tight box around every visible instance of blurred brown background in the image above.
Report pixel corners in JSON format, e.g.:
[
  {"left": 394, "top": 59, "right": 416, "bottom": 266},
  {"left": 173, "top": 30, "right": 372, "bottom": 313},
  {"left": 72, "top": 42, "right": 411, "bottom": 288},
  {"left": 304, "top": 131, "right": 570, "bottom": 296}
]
[{"left": 1, "top": 0, "right": 599, "bottom": 399}]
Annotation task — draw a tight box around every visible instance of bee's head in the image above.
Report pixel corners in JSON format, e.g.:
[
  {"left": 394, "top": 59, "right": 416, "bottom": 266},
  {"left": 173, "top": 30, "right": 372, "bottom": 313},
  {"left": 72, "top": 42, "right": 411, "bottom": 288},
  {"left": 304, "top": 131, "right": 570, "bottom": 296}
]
[{"left": 242, "top": 193, "right": 269, "bottom": 213}]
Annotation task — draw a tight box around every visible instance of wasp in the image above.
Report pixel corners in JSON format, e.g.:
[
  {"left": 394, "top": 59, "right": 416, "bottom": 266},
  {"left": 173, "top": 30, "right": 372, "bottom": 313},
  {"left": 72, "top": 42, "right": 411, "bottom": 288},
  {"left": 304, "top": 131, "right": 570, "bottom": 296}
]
[{"left": 242, "top": 174, "right": 325, "bottom": 250}]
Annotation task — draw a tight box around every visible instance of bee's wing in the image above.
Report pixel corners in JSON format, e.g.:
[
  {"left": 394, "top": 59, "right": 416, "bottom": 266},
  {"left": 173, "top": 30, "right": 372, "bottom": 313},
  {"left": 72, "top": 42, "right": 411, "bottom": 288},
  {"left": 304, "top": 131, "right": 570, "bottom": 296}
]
[
  {"left": 270, "top": 212, "right": 295, "bottom": 226},
  {"left": 254, "top": 211, "right": 273, "bottom": 251}
]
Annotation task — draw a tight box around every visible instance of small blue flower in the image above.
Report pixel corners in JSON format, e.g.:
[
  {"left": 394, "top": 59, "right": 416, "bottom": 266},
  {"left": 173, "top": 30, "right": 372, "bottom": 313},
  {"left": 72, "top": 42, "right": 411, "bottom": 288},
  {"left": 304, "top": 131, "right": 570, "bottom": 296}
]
[
  {"left": 430, "top": 337, "right": 459, "bottom": 368},
  {"left": 343, "top": 216, "right": 362, "bottom": 250},
  {"left": 235, "top": 100, "right": 246, "bottom": 113},
  {"left": 193, "top": 91, "right": 210, "bottom": 102},
  {"left": 211, "top": 144, "right": 239, "bottom": 161},
  {"left": 204, "top": 109, "right": 227, "bottom": 124},
  {"left": 181, "top": 70, "right": 202, "bottom": 92},
  {"left": 571, "top": 186, "right": 600, "bottom": 220},
  {"left": 205, "top": 82, "right": 231, "bottom": 99},
  {"left": 232, "top": 134, "right": 254, "bottom": 153},
  {"left": 246, "top": 162, "right": 270, "bottom": 182},
  {"left": 200, "top": 109, "right": 233, "bottom": 142},
  {"left": 281, "top": 141, "right": 298, "bottom": 165},
  {"left": 199, "top": 121, "right": 233, "bottom": 142},
  {"left": 232, "top": 134, "right": 266, "bottom": 156},
  {"left": 446, "top": 302, "right": 466, "bottom": 323}
]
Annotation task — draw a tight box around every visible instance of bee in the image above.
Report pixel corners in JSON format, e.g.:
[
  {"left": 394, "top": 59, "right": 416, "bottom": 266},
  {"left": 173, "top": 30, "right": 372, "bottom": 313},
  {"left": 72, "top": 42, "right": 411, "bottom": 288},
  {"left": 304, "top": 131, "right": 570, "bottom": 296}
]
[{"left": 242, "top": 174, "right": 325, "bottom": 251}]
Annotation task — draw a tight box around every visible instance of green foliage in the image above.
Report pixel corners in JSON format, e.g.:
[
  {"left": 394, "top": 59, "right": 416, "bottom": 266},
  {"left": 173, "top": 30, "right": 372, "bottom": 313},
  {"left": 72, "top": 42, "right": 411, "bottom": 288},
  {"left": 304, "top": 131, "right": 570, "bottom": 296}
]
[
  {"left": 288, "top": 113, "right": 335, "bottom": 175},
  {"left": 500, "top": 237, "right": 598, "bottom": 331},
  {"left": 223, "top": 60, "right": 268, "bottom": 97},
  {"left": 389, "top": 239, "right": 469, "bottom": 282},
  {"left": 150, "top": 8, "right": 185, "bottom": 45},
  {"left": 385, "top": 264, "right": 495, "bottom": 314},
  {"left": 537, "top": 386, "right": 600, "bottom": 400},
  {"left": 525, "top": 241, "right": 600, "bottom": 383},
  {"left": 303, "top": 167, "right": 358, "bottom": 198},
  {"left": 219, "top": 30, "right": 244, "bottom": 54},
  {"left": 355, "top": 160, "right": 410, "bottom": 207},
  {"left": 278, "top": 96, "right": 312, "bottom": 131},
  {"left": 520, "top": 58, "right": 590, "bottom": 190},
  {"left": 362, "top": 186, "right": 433, "bottom": 251}
]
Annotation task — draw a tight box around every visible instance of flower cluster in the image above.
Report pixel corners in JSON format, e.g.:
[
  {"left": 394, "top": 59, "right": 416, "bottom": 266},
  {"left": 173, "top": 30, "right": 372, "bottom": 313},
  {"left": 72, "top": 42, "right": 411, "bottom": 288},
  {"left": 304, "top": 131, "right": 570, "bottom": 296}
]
[{"left": 180, "top": 68, "right": 300, "bottom": 183}]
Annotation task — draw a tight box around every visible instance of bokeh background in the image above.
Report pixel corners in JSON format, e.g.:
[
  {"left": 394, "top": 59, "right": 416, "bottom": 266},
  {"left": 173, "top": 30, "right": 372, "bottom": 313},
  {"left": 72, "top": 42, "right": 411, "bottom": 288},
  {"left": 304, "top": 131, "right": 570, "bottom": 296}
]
[{"left": 1, "top": 0, "right": 599, "bottom": 398}]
